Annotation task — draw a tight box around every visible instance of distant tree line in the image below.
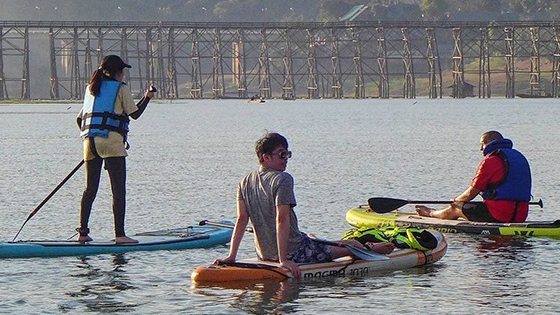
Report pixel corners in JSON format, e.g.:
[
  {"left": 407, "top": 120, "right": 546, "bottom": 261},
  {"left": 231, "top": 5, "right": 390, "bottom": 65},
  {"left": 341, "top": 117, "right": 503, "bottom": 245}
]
[{"left": 1, "top": 0, "right": 559, "bottom": 22}]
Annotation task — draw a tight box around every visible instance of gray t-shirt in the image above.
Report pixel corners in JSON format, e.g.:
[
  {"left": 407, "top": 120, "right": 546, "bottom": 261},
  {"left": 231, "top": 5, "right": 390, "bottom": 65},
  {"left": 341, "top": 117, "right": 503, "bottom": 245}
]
[{"left": 237, "top": 167, "right": 303, "bottom": 261}]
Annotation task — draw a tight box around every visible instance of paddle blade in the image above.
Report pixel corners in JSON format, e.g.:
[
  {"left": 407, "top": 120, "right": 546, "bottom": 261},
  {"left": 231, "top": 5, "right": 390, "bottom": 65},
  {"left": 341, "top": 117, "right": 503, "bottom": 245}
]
[
  {"left": 200, "top": 220, "right": 254, "bottom": 233},
  {"left": 535, "top": 199, "right": 544, "bottom": 208},
  {"left": 314, "top": 239, "right": 389, "bottom": 261},
  {"left": 367, "top": 197, "right": 409, "bottom": 213},
  {"left": 345, "top": 245, "right": 390, "bottom": 261}
]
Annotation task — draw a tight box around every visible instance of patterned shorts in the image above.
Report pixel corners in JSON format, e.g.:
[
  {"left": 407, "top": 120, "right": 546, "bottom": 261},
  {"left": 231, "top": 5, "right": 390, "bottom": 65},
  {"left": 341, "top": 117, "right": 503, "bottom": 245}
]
[{"left": 287, "top": 232, "right": 332, "bottom": 263}]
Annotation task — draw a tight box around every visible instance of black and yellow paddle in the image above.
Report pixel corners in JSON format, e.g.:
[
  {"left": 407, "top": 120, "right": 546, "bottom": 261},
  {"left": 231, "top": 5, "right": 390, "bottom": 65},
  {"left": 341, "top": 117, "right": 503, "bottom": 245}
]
[
  {"left": 368, "top": 197, "right": 544, "bottom": 214},
  {"left": 12, "top": 160, "right": 85, "bottom": 241},
  {"left": 199, "top": 220, "right": 389, "bottom": 261}
]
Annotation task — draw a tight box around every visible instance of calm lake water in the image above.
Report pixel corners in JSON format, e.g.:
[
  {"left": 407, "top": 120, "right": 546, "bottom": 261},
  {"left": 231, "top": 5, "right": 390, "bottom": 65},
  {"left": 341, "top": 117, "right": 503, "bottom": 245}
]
[{"left": 1, "top": 98, "right": 560, "bottom": 314}]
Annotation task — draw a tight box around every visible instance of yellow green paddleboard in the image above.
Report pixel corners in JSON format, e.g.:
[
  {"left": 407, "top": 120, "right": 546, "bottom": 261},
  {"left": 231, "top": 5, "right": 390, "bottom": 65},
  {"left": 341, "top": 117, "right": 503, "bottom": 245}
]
[{"left": 346, "top": 205, "right": 560, "bottom": 238}]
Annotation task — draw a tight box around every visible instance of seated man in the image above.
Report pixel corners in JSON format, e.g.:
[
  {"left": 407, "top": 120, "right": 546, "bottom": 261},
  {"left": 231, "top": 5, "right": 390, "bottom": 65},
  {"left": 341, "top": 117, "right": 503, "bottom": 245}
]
[
  {"left": 214, "top": 132, "right": 395, "bottom": 279},
  {"left": 415, "top": 130, "right": 532, "bottom": 223}
]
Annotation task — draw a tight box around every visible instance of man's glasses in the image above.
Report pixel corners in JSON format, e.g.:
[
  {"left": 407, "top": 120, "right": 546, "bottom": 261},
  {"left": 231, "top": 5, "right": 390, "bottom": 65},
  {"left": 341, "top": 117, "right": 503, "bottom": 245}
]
[{"left": 274, "top": 151, "right": 292, "bottom": 159}]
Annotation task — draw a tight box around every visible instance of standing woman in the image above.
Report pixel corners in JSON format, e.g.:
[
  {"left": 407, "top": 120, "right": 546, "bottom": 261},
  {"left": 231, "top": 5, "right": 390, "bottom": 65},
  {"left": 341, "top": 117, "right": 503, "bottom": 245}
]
[{"left": 76, "top": 55, "right": 156, "bottom": 244}]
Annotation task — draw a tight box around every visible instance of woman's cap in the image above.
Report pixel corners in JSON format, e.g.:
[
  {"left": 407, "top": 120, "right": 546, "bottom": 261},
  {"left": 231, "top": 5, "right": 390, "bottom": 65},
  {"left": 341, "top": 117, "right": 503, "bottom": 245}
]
[{"left": 100, "top": 55, "right": 131, "bottom": 72}]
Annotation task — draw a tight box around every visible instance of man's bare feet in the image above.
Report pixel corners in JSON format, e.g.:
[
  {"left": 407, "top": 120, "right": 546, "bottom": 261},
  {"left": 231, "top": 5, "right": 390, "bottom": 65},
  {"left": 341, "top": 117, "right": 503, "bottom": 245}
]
[
  {"left": 115, "top": 236, "right": 139, "bottom": 244},
  {"left": 415, "top": 205, "right": 433, "bottom": 217}
]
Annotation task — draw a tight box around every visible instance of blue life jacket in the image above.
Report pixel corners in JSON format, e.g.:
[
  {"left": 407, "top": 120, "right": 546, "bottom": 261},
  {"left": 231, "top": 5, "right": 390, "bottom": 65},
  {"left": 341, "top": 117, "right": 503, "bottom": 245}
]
[
  {"left": 80, "top": 80, "right": 129, "bottom": 138},
  {"left": 481, "top": 139, "right": 531, "bottom": 201}
]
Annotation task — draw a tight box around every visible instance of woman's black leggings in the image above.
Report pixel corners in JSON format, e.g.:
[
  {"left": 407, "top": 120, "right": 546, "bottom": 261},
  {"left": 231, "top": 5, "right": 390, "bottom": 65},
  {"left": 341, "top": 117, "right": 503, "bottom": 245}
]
[{"left": 80, "top": 156, "right": 127, "bottom": 237}]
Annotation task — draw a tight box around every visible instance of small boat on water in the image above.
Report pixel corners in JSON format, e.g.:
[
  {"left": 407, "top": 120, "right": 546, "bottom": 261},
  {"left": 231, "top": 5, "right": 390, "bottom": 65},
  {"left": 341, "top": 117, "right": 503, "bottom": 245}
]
[
  {"left": 516, "top": 89, "right": 552, "bottom": 98},
  {"left": 191, "top": 229, "right": 447, "bottom": 283},
  {"left": 516, "top": 93, "right": 552, "bottom": 98},
  {"left": 248, "top": 94, "right": 265, "bottom": 103},
  {"left": 0, "top": 222, "right": 233, "bottom": 259}
]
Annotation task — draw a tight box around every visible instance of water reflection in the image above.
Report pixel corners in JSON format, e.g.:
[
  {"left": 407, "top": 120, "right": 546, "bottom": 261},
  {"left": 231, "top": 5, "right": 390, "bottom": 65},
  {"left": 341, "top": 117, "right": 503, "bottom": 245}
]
[
  {"left": 475, "top": 235, "right": 534, "bottom": 255},
  {"left": 468, "top": 236, "right": 535, "bottom": 308},
  {"left": 193, "top": 279, "right": 300, "bottom": 314},
  {"left": 62, "top": 254, "right": 137, "bottom": 313},
  {"left": 191, "top": 268, "right": 437, "bottom": 314}
]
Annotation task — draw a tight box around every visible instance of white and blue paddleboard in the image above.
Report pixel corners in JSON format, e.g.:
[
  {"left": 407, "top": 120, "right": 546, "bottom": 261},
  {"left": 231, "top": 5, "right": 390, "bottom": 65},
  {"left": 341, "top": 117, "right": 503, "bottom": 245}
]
[{"left": 0, "top": 223, "right": 232, "bottom": 259}]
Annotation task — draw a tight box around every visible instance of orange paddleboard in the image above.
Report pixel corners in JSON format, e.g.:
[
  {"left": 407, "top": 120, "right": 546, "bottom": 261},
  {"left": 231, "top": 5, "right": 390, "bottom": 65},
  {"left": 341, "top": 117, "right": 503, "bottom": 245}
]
[{"left": 192, "top": 230, "right": 447, "bottom": 283}]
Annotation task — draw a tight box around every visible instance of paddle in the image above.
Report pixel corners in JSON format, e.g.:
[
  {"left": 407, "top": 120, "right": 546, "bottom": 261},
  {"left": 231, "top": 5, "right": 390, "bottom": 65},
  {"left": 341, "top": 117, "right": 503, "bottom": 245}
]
[
  {"left": 12, "top": 160, "right": 85, "bottom": 241},
  {"left": 368, "top": 197, "right": 544, "bottom": 214},
  {"left": 311, "top": 239, "right": 389, "bottom": 261},
  {"left": 199, "top": 220, "right": 252, "bottom": 232},
  {"left": 199, "top": 220, "right": 389, "bottom": 261}
]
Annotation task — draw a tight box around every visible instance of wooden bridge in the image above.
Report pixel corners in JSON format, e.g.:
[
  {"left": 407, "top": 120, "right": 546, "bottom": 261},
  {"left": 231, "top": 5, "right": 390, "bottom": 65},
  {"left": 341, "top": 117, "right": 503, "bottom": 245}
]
[{"left": 1, "top": 20, "right": 560, "bottom": 100}]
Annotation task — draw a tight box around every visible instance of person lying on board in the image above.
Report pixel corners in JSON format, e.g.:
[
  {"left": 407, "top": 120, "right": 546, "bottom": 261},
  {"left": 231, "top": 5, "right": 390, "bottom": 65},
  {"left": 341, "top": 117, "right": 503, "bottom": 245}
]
[
  {"left": 214, "top": 132, "right": 395, "bottom": 279},
  {"left": 415, "top": 130, "right": 532, "bottom": 223}
]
